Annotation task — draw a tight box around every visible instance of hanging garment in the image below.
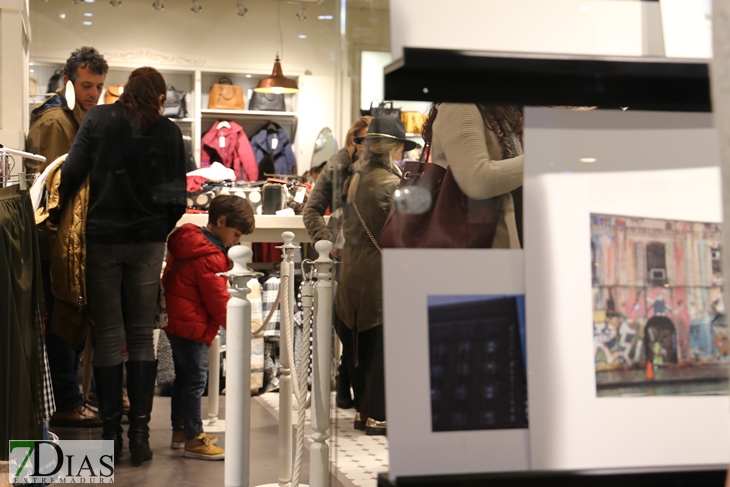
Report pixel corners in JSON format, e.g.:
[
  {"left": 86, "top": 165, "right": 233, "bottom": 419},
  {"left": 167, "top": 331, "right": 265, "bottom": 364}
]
[
  {"left": 249, "top": 122, "right": 297, "bottom": 175},
  {"left": 249, "top": 278, "right": 265, "bottom": 393},
  {"left": 201, "top": 121, "right": 258, "bottom": 182},
  {"left": 1, "top": 184, "right": 54, "bottom": 460}
]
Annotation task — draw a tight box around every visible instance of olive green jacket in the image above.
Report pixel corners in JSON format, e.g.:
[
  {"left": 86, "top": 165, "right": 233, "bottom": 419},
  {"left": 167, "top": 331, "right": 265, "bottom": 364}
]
[{"left": 336, "top": 159, "right": 399, "bottom": 333}]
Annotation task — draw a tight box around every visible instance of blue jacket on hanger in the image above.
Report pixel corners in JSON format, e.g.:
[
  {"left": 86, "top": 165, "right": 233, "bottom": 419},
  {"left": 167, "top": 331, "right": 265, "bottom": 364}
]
[{"left": 249, "top": 123, "right": 297, "bottom": 175}]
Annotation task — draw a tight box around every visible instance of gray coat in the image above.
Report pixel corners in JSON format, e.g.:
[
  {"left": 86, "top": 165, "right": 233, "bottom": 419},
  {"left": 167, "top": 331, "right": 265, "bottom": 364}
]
[{"left": 302, "top": 148, "right": 354, "bottom": 245}]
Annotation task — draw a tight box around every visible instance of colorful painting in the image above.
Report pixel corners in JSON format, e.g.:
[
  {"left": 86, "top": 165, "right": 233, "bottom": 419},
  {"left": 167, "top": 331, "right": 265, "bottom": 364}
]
[{"left": 591, "top": 214, "right": 727, "bottom": 397}]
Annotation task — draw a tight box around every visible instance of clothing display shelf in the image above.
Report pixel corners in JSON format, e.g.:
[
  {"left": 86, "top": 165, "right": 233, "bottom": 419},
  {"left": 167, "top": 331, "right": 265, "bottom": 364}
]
[
  {"left": 200, "top": 109, "right": 299, "bottom": 144},
  {"left": 177, "top": 213, "right": 326, "bottom": 243},
  {"left": 27, "top": 60, "right": 301, "bottom": 168}
]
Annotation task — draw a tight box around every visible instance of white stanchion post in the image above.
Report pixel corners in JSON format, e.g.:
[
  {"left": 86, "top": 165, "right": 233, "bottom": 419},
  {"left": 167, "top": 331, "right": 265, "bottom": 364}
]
[
  {"left": 310, "top": 241, "right": 334, "bottom": 487},
  {"left": 220, "top": 245, "right": 254, "bottom": 487},
  {"left": 269, "top": 231, "right": 298, "bottom": 487},
  {"left": 204, "top": 333, "right": 225, "bottom": 432}
]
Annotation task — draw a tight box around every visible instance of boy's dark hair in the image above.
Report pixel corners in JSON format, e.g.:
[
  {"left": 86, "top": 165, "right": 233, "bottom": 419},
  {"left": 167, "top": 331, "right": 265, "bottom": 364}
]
[
  {"left": 63, "top": 46, "right": 109, "bottom": 81},
  {"left": 208, "top": 195, "right": 255, "bottom": 235}
]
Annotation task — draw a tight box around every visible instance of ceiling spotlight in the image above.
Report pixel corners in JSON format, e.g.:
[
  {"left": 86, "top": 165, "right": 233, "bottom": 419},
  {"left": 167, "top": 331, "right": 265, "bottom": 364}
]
[
  {"left": 110, "top": 0, "right": 121, "bottom": 6},
  {"left": 191, "top": 0, "right": 202, "bottom": 13},
  {"left": 152, "top": 0, "right": 164, "bottom": 10},
  {"left": 236, "top": 0, "right": 247, "bottom": 16},
  {"left": 72, "top": 0, "right": 83, "bottom": 4},
  {"left": 295, "top": 4, "right": 306, "bottom": 20}
]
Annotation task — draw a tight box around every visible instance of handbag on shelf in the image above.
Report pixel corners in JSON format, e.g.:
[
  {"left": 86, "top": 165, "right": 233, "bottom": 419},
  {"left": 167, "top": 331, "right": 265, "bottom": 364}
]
[
  {"left": 261, "top": 182, "right": 288, "bottom": 215},
  {"left": 370, "top": 101, "right": 401, "bottom": 119},
  {"left": 401, "top": 111, "right": 428, "bottom": 135},
  {"left": 47, "top": 69, "right": 64, "bottom": 94},
  {"left": 163, "top": 85, "right": 188, "bottom": 119},
  {"left": 250, "top": 91, "right": 286, "bottom": 112},
  {"left": 379, "top": 149, "right": 502, "bottom": 249},
  {"left": 104, "top": 84, "right": 125, "bottom": 104},
  {"left": 208, "top": 77, "right": 245, "bottom": 110}
]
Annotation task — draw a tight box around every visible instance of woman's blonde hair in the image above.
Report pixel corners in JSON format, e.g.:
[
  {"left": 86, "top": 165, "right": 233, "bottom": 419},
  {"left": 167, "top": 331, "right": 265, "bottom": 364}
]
[
  {"left": 346, "top": 116, "right": 373, "bottom": 157},
  {"left": 347, "top": 137, "right": 403, "bottom": 203}
]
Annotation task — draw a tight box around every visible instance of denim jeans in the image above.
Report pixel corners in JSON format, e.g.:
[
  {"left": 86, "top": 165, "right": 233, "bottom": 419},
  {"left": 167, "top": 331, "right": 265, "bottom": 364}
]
[
  {"left": 86, "top": 243, "right": 164, "bottom": 367},
  {"left": 166, "top": 332, "right": 208, "bottom": 440}
]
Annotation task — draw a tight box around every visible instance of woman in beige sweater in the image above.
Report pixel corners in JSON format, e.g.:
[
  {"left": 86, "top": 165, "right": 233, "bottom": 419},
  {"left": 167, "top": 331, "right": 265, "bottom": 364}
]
[{"left": 426, "top": 103, "right": 524, "bottom": 248}]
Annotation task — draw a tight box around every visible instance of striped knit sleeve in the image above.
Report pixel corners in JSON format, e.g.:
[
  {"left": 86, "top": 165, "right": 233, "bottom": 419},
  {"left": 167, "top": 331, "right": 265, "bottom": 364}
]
[{"left": 433, "top": 103, "right": 523, "bottom": 200}]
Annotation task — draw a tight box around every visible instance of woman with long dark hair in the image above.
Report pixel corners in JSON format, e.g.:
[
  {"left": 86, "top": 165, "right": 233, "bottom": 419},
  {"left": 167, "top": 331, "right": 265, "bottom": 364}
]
[
  {"left": 60, "top": 66, "right": 187, "bottom": 466},
  {"left": 421, "top": 103, "right": 524, "bottom": 248}
]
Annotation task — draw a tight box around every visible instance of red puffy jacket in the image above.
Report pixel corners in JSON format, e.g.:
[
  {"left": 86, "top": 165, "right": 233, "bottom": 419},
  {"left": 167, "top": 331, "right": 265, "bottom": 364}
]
[{"left": 162, "top": 224, "right": 230, "bottom": 345}]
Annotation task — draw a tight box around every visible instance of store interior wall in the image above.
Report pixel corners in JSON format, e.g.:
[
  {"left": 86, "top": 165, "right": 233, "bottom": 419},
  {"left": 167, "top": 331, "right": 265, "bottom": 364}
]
[
  {"left": 346, "top": 0, "right": 389, "bottom": 122},
  {"left": 1, "top": 0, "right": 30, "bottom": 155},
  {"left": 27, "top": 0, "right": 344, "bottom": 174}
]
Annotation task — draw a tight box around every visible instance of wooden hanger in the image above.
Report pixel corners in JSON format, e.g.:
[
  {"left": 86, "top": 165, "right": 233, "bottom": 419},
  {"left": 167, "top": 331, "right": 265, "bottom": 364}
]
[{"left": 217, "top": 120, "right": 231, "bottom": 130}]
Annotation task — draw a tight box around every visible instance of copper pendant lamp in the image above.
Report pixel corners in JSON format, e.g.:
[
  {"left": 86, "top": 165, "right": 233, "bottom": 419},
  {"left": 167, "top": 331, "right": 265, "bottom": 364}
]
[{"left": 254, "top": 55, "right": 299, "bottom": 94}]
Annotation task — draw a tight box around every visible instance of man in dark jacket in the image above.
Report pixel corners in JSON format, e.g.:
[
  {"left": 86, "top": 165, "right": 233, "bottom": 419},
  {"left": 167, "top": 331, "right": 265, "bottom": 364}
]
[{"left": 26, "top": 47, "right": 108, "bottom": 428}]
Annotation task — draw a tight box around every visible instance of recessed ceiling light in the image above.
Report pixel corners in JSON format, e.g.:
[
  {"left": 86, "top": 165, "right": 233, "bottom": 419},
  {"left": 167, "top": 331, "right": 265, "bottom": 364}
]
[
  {"left": 317, "top": 15, "right": 333, "bottom": 20},
  {"left": 30, "top": 69, "right": 35, "bottom": 73},
  {"left": 84, "top": 0, "right": 96, "bottom": 3},
  {"left": 580, "top": 157, "right": 597, "bottom": 163},
  {"left": 84, "top": 12, "right": 93, "bottom": 16},
  {"left": 83, "top": 21, "right": 92, "bottom": 25},
  {"left": 59, "top": 13, "right": 66, "bottom": 19},
  {"left": 246, "top": 74, "right": 252, "bottom": 78},
  {"left": 298, "top": 34, "right": 307, "bottom": 39}
]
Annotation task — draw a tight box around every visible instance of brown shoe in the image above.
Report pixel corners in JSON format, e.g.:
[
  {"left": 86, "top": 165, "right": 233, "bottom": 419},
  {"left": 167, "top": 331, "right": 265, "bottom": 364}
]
[
  {"left": 172, "top": 430, "right": 217, "bottom": 449},
  {"left": 354, "top": 412, "right": 366, "bottom": 431},
  {"left": 50, "top": 405, "right": 103, "bottom": 428},
  {"left": 183, "top": 433, "right": 225, "bottom": 460}
]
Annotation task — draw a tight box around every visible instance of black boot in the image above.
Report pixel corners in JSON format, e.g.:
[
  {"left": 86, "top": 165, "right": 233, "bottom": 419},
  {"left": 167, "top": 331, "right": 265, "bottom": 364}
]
[
  {"left": 93, "top": 364, "right": 124, "bottom": 462},
  {"left": 126, "top": 361, "right": 157, "bottom": 467},
  {"left": 336, "top": 371, "right": 353, "bottom": 409}
]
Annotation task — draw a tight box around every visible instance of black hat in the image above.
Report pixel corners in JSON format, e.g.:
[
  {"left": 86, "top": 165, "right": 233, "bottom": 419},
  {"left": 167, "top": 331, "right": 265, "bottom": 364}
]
[{"left": 354, "top": 116, "right": 419, "bottom": 151}]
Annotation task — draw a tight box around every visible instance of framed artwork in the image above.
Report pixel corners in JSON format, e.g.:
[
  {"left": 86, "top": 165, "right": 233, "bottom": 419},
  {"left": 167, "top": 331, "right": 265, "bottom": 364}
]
[{"left": 591, "top": 214, "right": 727, "bottom": 397}]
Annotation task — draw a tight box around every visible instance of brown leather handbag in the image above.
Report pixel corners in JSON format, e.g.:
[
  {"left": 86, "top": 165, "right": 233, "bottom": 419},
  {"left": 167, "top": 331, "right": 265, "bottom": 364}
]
[
  {"left": 104, "top": 84, "right": 125, "bottom": 104},
  {"left": 208, "top": 77, "right": 245, "bottom": 110},
  {"left": 379, "top": 157, "right": 502, "bottom": 248}
]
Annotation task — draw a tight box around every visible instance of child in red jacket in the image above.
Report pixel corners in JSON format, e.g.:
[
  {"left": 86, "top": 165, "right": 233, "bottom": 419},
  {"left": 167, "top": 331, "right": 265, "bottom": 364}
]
[{"left": 162, "top": 195, "right": 255, "bottom": 460}]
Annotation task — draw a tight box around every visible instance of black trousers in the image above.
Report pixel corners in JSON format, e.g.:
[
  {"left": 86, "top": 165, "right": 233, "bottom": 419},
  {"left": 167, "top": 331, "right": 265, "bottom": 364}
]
[
  {"left": 357, "top": 325, "right": 385, "bottom": 422},
  {"left": 334, "top": 314, "right": 364, "bottom": 410}
]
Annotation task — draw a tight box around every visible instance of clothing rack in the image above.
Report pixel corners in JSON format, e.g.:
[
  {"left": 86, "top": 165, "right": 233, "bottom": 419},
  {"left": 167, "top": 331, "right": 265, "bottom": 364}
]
[{"left": 0, "top": 144, "right": 46, "bottom": 189}]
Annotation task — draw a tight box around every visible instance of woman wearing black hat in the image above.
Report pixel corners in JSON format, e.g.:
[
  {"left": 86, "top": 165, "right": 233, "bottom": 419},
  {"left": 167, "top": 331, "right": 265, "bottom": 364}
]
[{"left": 336, "top": 117, "right": 417, "bottom": 435}]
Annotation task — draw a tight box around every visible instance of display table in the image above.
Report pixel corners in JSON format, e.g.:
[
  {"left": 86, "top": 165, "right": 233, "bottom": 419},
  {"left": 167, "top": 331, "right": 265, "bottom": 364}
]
[{"left": 177, "top": 213, "right": 327, "bottom": 243}]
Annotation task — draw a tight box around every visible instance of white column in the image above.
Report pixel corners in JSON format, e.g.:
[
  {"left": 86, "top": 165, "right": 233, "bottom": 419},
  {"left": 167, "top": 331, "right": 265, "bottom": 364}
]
[
  {"left": 309, "top": 241, "right": 334, "bottom": 487},
  {"left": 223, "top": 246, "right": 254, "bottom": 487}
]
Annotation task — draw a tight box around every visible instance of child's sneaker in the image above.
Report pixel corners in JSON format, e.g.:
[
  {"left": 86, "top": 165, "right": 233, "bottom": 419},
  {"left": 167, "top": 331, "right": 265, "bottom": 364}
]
[
  {"left": 172, "top": 431, "right": 217, "bottom": 449},
  {"left": 183, "top": 433, "right": 225, "bottom": 460}
]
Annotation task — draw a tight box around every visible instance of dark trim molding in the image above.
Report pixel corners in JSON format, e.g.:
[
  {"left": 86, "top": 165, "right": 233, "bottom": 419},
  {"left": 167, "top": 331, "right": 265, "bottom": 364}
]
[
  {"left": 384, "top": 48, "right": 711, "bottom": 112},
  {"left": 377, "top": 468, "right": 726, "bottom": 487}
]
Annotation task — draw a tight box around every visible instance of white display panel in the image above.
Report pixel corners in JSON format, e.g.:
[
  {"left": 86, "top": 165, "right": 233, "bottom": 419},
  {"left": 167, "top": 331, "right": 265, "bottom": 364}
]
[
  {"left": 660, "top": 0, "right": 712, "bottom": 58},
  {"left": 382, "top": 250, "right": 527, "bottom": 481},
  {"left": 390, "top": 0, "right": 645, "bottom": 59},
  {"left": 523, "top": 107, "right": 728, "bottom": 470}
]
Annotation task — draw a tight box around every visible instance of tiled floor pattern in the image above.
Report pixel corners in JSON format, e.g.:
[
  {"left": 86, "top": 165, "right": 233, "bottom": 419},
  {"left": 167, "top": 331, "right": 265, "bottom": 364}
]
[{"left": 257, "top": 391, "right": 389, "bottom": 487}]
